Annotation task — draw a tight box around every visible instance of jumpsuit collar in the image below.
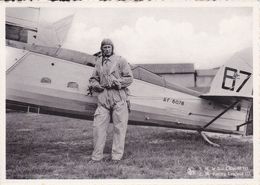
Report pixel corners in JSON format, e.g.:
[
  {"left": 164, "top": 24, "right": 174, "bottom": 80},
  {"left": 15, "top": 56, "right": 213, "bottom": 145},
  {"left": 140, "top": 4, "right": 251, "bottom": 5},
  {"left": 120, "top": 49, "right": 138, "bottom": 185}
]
[{"left": 102, "top": 54, "right": 114, "bottom": 66}]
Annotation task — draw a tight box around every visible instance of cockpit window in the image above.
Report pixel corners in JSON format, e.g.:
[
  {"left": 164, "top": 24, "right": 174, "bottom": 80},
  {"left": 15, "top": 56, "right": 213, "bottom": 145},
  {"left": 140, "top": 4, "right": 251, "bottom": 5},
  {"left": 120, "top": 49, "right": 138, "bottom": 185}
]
[{"left": 6, "top": 24, "right": 29, "bottom": 43}]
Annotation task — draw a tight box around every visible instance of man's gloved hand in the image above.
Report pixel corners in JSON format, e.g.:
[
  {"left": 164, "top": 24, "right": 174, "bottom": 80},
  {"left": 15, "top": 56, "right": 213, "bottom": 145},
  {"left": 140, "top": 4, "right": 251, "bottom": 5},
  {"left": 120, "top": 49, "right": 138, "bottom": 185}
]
[
  {"left": 112, "top": 80, "right": 121, "bottom": 90},
  {"left": 105, "top": 75, "right": 121, "bottom": 90},
  {"left": 92, "top": 84, "right": 104, "bottom": 92},
  {"left": 86, "top": 86, "right": 93, "bottom": 96},
  {"left": 110, "top": 76, "right": 121, "bottom": 90}
]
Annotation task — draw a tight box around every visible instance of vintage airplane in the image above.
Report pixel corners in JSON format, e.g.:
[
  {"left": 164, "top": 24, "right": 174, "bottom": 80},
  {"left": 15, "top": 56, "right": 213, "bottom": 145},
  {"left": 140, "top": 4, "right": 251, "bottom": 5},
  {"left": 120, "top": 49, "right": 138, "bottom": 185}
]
[{"left": 6, "top": 8, "right": 253, "bottom": 147}]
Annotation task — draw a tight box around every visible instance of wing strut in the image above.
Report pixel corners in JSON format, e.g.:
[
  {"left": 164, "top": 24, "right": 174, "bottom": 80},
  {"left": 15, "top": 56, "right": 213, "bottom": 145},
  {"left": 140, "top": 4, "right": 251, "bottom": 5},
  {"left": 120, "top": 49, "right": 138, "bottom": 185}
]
[
  {"left": 236, "top": 120, "right": 252, "bottom": 131},
  {"left": 198, "top": 100, "right": 240, "bottom": 147},
  {"left": 202, "top": 101, "right": 240, "bottom": 130}
]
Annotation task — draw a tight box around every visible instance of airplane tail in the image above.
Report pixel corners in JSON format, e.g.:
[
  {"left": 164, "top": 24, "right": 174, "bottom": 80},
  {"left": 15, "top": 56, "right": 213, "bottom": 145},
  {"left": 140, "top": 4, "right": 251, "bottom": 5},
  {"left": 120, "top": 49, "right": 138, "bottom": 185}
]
[
  {"left": 6, "top": 8, "right": 74, "bottom": 48},
  {"left": 201, "top": 48, "right": 253, "bottom": 100}
]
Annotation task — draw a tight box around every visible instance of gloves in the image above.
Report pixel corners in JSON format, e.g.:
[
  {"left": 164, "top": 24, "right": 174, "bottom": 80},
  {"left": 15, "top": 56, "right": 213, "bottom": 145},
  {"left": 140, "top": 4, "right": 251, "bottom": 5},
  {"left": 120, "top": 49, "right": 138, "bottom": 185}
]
[
  {"left": 88, "top": 84, "right": 104, "bottom": 94},
  {"left": 111, "top": 79, "right": 121, "bottom": 90},
  {"left": 92, "top": 84, "right": 104, "bottom": 92},
  {"left": 89, "top": 75, "right": 121, "bottom": 92},
  {"left": 89, "top": 77, "right": 104, "bottom": 93},
  {"left": 110, "top": 76, "right": 121, "bottom": 90}
]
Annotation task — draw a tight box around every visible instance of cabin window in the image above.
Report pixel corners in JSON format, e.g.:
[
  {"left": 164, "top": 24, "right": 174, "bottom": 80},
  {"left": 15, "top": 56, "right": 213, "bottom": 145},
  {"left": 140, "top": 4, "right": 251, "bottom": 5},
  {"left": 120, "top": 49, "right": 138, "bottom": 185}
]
[
  {"left": 6, "top": 24, "right": 29, "bottom": 43},
  {"left": 67, "top": 82, "right": 79, "bottom": 89},
  {"left": 86, "top": 62, "right": 95, "bottom": 67},
  {"left": 41, "top": 77, "right": 51, "bottom": 84}
]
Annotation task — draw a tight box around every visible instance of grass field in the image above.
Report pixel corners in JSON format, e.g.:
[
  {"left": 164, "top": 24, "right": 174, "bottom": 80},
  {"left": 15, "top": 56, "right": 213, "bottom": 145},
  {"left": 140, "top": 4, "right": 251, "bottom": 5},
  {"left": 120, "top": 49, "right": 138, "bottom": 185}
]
[{"left": 6, "top": 112, "right": 253, "bottom": 179}]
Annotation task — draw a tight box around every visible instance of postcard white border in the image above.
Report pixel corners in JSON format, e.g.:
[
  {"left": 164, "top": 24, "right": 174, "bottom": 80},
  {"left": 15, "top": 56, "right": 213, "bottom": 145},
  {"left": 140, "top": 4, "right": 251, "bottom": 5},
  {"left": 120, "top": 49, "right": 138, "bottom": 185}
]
[{"left": 0, "top": 1, "right": 259, "bottom": 185}]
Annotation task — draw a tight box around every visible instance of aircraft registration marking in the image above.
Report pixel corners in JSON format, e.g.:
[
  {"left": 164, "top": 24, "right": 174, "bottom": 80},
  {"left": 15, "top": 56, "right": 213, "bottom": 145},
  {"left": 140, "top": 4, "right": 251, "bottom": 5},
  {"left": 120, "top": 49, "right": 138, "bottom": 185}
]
[
  {"left": 163, "top": 97, "right": 184, "bottom": 106},
  {"left": 222, "top": 67, "right": 251, "bottom": 92}
]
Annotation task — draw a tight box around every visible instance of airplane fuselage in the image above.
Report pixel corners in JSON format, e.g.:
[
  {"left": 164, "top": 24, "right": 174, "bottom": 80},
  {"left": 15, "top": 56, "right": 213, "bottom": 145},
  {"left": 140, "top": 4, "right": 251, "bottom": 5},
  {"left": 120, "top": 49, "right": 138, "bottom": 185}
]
[{"left": 6, "top": 46, "right": 248, "bottom": 135}]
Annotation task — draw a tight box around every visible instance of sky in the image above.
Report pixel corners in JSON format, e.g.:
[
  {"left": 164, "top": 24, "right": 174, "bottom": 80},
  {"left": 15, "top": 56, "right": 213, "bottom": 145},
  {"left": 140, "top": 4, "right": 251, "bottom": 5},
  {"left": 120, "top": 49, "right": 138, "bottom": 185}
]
[{"left": 8, "top": 7, "right": 253, "bottom": 69}]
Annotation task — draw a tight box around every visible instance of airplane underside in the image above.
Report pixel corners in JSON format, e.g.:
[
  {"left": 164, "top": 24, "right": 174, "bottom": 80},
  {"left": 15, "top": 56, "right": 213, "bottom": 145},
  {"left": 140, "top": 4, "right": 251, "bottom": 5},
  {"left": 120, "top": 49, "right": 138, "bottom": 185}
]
[{"left": 6, "top": 91, "right": 245, "bottom": 135}]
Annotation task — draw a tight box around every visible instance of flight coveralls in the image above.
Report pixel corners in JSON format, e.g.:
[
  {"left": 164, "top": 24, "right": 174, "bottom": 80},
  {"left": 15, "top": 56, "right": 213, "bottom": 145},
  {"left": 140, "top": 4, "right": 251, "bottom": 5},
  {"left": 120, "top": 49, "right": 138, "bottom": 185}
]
[{"left": 89, "top": 54, "right": 133, "bottom": 161}]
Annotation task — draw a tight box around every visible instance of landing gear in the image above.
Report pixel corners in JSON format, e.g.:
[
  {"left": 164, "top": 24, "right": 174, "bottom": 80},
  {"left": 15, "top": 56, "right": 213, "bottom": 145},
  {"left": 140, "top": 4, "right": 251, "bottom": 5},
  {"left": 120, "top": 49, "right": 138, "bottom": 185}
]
[
  {"left": 198, "top": 131, "right": 220, "bottom": 147},
  {"left": 198, "top": 101, "right": 240, "bottom": 147}
]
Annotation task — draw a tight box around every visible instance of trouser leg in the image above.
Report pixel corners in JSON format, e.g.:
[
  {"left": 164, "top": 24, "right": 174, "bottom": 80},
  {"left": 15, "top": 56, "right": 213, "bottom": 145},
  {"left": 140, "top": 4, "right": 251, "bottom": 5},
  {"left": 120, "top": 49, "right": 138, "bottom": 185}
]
[
  {"left": 112, "top": 101, "right": 129, "bottom": 160},
  {"left": 91, "top": 105, "right": 110, "bottom": 161}
]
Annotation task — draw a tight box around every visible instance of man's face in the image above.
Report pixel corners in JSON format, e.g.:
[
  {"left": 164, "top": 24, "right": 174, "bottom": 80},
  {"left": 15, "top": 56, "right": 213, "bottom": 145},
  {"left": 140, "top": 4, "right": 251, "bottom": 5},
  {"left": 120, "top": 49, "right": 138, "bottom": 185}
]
[{"left": 101, "top": 44, "right": 113, "bottom": 57}]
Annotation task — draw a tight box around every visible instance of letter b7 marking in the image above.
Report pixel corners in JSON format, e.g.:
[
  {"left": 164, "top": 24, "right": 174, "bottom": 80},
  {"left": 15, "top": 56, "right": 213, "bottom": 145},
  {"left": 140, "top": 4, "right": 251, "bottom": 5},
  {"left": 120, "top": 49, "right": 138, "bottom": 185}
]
[{"left": 222, "top": 67, "right": 251, "bottom": 92}]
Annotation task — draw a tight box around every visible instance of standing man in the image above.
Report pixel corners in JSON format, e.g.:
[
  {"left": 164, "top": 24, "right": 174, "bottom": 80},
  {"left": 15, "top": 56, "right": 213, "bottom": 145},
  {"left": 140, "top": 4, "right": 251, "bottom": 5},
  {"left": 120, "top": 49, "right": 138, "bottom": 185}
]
[{"left": 89, "top": 39, "right": 133, "bottom": 161}]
